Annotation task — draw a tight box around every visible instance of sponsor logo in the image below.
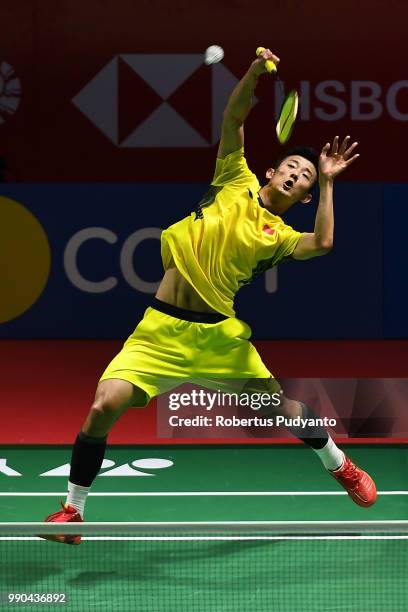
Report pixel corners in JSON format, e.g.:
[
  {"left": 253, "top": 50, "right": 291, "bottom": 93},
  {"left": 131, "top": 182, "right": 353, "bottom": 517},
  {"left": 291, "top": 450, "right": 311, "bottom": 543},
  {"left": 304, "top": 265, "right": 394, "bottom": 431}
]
[
  {"left": 0, "top": 208, "right": 278, "bottom": 327},
  {"left": 0, "top": 457, "right": 174, "bottom": 477},
  {"left": 0, "top": 197, "right": 51, "bottom": 323},
  {"left": 275, "top": 80, "right": 408, "bottom": 121},
  {"left": 63, "top": 226, "right": 278, "bottom": 294},
  {"left": 72, "top": 57, "right": 407, "bottom": 151},
  {"left": 72, "top": 54, "right": 248, "bottom": 147},
  {"left": 0, "top": 61, "right": 21, "bottom": 125}
]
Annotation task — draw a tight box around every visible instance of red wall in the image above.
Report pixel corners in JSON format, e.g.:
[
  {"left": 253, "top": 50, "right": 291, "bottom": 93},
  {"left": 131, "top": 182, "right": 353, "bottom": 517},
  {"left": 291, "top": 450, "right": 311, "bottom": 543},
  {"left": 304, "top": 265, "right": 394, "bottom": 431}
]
[
  {"left": 2, "top": 340, "right": 407, "bottom": 444},
  {"left": 2, "top": 2, "right": 407, "bottom": 181}
]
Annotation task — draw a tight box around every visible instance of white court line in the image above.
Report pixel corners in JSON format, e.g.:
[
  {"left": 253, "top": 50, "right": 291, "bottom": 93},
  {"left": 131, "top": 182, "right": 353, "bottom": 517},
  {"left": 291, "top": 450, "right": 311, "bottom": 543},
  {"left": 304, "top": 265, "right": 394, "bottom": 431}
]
[
  {"left": 0, "top": 491, "right": 407, "bottom": 496},
  {"left": 1, "top": 536, "right": 408, "bottom": 541}
]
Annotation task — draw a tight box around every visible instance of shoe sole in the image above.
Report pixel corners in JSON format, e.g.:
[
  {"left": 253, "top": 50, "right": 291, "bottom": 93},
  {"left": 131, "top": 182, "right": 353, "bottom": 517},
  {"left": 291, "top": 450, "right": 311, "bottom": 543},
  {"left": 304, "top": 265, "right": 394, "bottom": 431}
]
[
  {"left": 349, "top": 492, "right": 377, "bottom": 508},
  {"left": 38, "top": 533, "right": 81, "bottom": 545}
]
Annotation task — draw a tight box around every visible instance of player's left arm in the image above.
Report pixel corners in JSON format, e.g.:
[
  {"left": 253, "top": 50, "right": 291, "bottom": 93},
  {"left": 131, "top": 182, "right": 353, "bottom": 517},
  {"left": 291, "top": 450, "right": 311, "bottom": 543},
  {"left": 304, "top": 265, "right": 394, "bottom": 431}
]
[{"left": 292, "top": 136, "right": 359, "bottom": 260}]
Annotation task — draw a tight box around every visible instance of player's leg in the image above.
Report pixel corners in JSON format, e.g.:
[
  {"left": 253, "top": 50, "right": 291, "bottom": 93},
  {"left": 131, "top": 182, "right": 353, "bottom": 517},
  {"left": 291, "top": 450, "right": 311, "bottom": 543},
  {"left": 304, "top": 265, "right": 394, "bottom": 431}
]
[
  {"left": 240, "top": 378, "right": 340, "bottom": 461},
  {"left": 277, "top": 395, "right": 343, "bottom": 468},
  {"left": 65, "top": 379, "right": 148, "bottom": 517},
  {"left": 70, "top": 302, "right": 194, "bottom": 512},
  {"left": 41, "top": 302, "right": 200, "bottom": 543},
  {"left": 247, "top": 378, "right": 377, "bottom": 507},
  {"left": 276, "top": 394, "right": 377, "bottom": 507},
  {"left": 208, "top": 319, "right": 377, "bottom": 507},
  {"left": 41, "top": 379, "right": 148, "bottom": 543},
  {"left": 244, "top": 377, "right": 377, "bottom": 507}
]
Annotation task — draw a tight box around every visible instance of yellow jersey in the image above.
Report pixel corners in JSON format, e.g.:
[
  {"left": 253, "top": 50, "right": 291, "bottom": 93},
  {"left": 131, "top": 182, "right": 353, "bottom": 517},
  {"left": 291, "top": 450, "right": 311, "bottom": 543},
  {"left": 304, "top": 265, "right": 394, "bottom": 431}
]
[{"left": 160, "top": 147, "right": 302, "bottom": 317}]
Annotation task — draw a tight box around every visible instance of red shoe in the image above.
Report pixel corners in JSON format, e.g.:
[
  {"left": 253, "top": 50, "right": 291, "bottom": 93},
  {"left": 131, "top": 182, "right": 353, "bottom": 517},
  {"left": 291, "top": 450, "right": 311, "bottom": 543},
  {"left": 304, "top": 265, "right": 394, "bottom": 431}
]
[
  {"left": 331, "top": 454, "right": 377, "bottom": 507},
  {"left": 39, "top": 501, "right": 83, "bottom": 544}
]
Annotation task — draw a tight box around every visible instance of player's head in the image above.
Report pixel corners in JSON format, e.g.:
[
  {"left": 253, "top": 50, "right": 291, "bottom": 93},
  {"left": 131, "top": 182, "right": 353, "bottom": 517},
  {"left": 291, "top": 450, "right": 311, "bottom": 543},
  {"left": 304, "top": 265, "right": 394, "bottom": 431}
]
[{"left": 264, "top": 146, "right": 319, "bottom": 213}]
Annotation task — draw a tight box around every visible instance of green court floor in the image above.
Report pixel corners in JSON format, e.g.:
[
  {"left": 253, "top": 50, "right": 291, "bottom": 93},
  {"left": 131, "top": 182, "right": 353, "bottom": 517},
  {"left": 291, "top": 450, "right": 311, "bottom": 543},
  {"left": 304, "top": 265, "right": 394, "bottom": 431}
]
[
  {"left": 0, "top": 445, "right": 407, "bottom": 611},
  {"left": 1, "top": 445, "right": 407, "bottom": 521}
]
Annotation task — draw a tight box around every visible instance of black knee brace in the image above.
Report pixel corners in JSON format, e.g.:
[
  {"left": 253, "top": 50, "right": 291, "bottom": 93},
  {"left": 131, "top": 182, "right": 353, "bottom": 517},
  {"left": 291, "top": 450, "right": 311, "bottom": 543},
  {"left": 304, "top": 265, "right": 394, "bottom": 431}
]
[
  {"left": 69, "top": 431, "right": 107, "bottom": 487},
  {"left": 286, "top": 402, "right": 329, "bottom": 449}
]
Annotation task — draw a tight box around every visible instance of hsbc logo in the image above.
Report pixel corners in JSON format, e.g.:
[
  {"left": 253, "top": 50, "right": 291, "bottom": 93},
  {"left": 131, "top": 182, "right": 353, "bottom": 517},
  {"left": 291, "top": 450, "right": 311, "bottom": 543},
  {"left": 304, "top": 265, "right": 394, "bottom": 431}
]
[{"left": 72, "top": 54, "right": 247, "bottom": 148}]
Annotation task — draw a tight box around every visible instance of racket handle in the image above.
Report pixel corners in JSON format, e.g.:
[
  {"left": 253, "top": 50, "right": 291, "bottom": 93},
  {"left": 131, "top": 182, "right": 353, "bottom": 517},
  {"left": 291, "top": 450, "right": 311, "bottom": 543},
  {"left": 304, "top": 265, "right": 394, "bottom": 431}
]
[{"left": 256, "top": 47, "right": 277, "bottom": 73}]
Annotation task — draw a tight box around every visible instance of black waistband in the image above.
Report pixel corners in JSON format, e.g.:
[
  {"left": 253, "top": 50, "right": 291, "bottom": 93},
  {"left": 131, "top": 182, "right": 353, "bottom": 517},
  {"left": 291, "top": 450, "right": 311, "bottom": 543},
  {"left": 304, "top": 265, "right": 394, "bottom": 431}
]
[{"left": 151, "top": 297, "right": 228, "bottom": 324}]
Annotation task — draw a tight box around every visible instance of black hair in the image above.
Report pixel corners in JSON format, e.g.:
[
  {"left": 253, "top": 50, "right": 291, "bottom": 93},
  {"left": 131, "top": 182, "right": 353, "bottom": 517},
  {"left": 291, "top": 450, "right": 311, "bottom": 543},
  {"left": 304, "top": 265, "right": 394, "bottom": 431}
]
[{"left": 274, "top": 146, "right": 319, "bottom": 184}]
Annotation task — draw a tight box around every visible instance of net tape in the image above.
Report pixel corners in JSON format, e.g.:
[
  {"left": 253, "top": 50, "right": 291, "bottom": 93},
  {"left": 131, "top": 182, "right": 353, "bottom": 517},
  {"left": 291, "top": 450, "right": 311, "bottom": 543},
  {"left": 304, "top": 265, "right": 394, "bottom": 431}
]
[{"left": 1, "top": 520, "right": 408, "bottom": 536}]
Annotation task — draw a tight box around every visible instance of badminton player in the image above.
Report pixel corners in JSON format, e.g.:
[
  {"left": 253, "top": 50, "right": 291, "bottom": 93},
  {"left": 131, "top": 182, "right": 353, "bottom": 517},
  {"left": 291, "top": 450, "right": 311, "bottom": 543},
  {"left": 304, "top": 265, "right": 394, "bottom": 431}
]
[{"left": 42, "top": 48, "right": 377, "bottom": 544}]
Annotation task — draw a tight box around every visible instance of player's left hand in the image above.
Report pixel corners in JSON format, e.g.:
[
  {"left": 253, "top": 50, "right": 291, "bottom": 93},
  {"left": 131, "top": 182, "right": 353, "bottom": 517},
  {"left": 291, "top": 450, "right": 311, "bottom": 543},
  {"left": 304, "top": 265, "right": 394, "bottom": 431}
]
[{"left": 319, "top": 136, "right": 359, "bottom": 181}]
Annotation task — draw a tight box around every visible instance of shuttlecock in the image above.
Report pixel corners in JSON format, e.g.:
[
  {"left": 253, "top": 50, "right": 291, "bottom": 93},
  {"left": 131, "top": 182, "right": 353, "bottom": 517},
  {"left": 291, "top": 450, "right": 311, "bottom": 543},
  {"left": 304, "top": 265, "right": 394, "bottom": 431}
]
[{"left": 204, "top": 45, "right": 224, "bottom": 65}]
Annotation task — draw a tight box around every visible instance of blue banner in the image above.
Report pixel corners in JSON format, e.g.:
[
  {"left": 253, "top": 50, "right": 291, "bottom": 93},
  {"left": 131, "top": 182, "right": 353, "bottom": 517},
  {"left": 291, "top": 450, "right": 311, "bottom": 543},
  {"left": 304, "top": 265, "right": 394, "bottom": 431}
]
[
  {"left": 384, "top": 185, "right": 408, "bottom": 337},
  {"left": 0, "top": 182, "right": 383, "bottom": 339}
]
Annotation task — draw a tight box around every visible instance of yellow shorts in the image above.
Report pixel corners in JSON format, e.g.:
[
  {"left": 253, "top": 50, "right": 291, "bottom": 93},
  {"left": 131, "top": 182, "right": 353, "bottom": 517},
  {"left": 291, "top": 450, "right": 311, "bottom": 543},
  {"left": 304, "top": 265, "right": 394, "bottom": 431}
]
[{"left": 99, "top": 300, "right": 273, "bottom": 405}]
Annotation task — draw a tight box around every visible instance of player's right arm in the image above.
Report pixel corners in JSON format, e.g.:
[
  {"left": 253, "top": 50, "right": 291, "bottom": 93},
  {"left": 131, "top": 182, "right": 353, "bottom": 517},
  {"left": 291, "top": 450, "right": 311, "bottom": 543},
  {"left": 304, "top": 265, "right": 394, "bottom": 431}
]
[{"left": 217, "top": 49, "right": 280, "bottom": 159}]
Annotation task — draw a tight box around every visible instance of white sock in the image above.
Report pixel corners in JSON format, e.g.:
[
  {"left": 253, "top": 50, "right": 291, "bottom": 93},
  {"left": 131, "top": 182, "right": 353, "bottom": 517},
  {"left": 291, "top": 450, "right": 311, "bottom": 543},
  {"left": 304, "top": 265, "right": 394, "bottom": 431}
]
[
  {"left": 313, "top": 436, "right": 345, "bottom": 471},
  {"left": 66, "top": 481, "right": 90, "bottom": 518}
]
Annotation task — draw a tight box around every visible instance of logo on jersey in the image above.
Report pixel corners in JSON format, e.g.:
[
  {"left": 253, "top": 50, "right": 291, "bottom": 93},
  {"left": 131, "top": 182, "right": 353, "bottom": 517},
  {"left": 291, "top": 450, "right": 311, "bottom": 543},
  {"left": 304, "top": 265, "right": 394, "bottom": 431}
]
[{"left": 262, "top": 225, "right": 276, "bottom": 235}]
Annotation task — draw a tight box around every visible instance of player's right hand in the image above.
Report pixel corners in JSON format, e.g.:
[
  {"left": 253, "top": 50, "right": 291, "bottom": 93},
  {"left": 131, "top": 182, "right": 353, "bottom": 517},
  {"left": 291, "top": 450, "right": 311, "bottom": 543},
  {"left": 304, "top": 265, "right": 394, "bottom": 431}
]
[{"left": 252, "top": 48, "right": 280, "bottom": 75}]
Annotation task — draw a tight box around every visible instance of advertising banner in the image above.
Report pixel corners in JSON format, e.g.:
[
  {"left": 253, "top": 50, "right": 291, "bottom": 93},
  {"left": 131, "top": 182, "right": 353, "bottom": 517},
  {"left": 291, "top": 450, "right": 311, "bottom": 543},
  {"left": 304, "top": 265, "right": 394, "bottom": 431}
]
[
  {"left": 384, "top": 185, "right": 408, "bottom": 337},
  {"left": 1, "top": 2, "right": 407, "bottom": 182},
  {"left": 0, "top": 182, "right": 382, "bottom": 339}
]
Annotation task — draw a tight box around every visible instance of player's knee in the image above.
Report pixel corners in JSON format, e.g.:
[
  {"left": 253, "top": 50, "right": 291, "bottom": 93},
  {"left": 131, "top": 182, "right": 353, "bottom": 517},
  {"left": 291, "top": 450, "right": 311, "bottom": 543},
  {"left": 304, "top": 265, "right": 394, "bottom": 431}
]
[
  {"left": 83, "top": 380, "right": 146, "bottom": 436},
  {"left": 93, "top": 379, "right": 136, "bottom": 414},
  {"left": 82, "top": 398, "right": 127, "bottom": 437},
  {"left": 90, "top": 395, "right": 126, "bottom": 419}
]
